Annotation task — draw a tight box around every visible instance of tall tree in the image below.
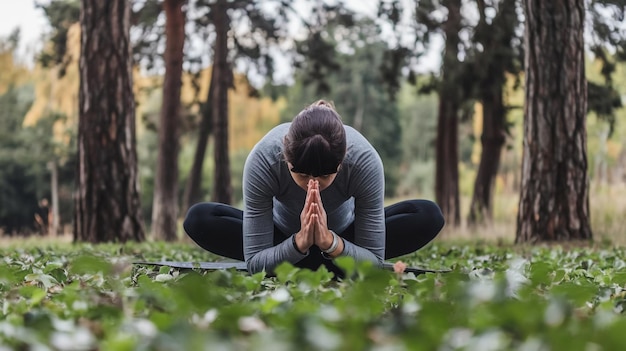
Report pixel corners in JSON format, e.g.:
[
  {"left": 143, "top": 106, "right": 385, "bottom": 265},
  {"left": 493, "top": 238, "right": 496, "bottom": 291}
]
[
  {"left": 184, "top": 0, "right": 314, "bottom": 205},
  {"left": 377, "top": 0, "right": 469, "bottom": 226},
  {"left": 467, "top": 0, "right": 521, "bottom": 224},
  {"left": 210, "top": 0, "right": 233, "bottom": 204},
  {"left": 151, "top": 0, "right": 186, "bottom": 241},
  {"left": 183, "top": 67, "right": 214, "bottom": 209},
  {"left": 516, "top": 0, "right": 592, "bottom": 242},
  {"left": 75, "top": 0, "right": 144, "bottom": 242},
  {"left": 434, "top": 0, "right": 463, "bottom": 227}
]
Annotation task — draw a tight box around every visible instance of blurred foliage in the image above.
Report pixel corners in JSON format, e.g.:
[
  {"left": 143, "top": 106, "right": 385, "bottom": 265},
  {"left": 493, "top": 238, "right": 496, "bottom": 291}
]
[
  {"left": 36, "top": 0, "right": 80, "bottom": 76},
  {"left": 0, "top": 31, "right": 31, "bottom": 94},
  {"left": 587, "top": 0, "right": 626, "bottom": 132},
  {"left": 2, "top": 242, "right": 626, "bottom": 350},
  {"left": 292, "top": 2, "right": 355, "bottom": 95},
  {"left": 0, "top": 85, "right": 39, "bottom": 234},
  {"left": 140, "top": 72, "right": 285, "bottom": 220},
  {"left": 0, "top": 84, "right": 76, "bottom": 235}
]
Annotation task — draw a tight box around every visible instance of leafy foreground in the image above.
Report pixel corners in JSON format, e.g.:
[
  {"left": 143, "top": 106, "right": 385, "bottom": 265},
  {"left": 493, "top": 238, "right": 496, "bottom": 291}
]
[{"left": 1, "top": 242, "right": 626, "bottom": 350}]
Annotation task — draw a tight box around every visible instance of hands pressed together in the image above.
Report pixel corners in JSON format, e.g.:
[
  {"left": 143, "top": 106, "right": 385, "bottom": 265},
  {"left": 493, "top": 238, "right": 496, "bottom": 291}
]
[{"left": 294, "top": 179, "right": 344, "bottom": 257}]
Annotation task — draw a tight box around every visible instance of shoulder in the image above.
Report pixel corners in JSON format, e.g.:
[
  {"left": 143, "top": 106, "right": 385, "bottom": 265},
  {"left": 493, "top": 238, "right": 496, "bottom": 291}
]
[
  {"left": 243, "top": 123, "right": 289, "bottom": 195},
  {"left": 344, "top": 125, "right": 383, "bottom": 170},
  {"left": 337, "top": 126, "right": 384, "bottom": 195}
]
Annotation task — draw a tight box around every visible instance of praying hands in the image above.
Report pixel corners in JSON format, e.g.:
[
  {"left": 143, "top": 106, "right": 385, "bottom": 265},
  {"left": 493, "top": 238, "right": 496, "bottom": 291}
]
[{"left": 294, "top": 179, "right": 344, "bottom": 257}]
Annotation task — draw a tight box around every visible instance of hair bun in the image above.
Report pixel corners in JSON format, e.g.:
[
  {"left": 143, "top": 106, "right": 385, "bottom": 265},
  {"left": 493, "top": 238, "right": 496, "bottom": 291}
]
[{"left": 313, "top": 100, "right": 336, "bottom": 109}]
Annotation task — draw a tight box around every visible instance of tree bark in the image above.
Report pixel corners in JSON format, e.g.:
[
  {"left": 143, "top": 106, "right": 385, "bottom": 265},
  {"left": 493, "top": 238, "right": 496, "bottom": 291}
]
[
  {"left": 151, "top": 0, "right": 186, "bottom": 241},
  {"left": 435, "top": 0, "right": 462, "bottom": 227},
  {"left": 75, "top": 0, "right": 144, "bottom": 242},
  {"left": 183, "top": 66, "right": 215, "bottom": 210},
  {"left": 211, "top": 0, "right": 233, "bottom": 204},
  {"left": 516, "top": 0, "right": 592, "bottom": 242},
  {"left": 468, "top": 87, "right": 506, "bottom": 224},
  {"left": 47, "top": 160, "right": 60, "bottom": 236},
  {"left": 467, "top": 0, "right": 515, "bottom": 225}
]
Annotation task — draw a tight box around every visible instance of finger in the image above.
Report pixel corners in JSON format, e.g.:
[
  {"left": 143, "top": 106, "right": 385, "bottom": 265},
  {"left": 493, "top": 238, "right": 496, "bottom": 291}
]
[
  {"left": 311, "top": 188, "right": 319, "bottom": 202},
  {"left": 309, "top": 202, "right": 318, "bottom": 216},
  {"left": 307, "top": 213, "right": 317, "bottom": 232},
  {"left": 305, "top": 183, "right": 312, "bottom": 203},
  {"left": 304, "top": 185, "right": 316, "bottom": 213},
  {"left": 308, "top": 203, "right": 317, "bottom": 217},
  {"left": 310, "top": 213, "right": 319, "bottom": 233},
  {"left": 310, "top": 179, "right": 317, "bottom": 193},
  {"left": 313, "top": 197, "right": 326, "bottom": 225},
  {"left": 313, "top": 188, "right": 323, "bottom": 208},
  {"left": 305, "top": 193, "right": 314, "bottom": 211},
  {"left": 313, "top": 209, "right": 323, "bottom": 227}
]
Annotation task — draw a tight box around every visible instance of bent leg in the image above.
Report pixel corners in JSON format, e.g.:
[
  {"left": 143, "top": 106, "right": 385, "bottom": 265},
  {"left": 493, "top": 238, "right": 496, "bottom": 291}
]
[
  {"left": 384, "top": 199, "right": 445, "bottom": 259},
  {"left": 183, "top": 202, "right": 245, "bottom": 260}
]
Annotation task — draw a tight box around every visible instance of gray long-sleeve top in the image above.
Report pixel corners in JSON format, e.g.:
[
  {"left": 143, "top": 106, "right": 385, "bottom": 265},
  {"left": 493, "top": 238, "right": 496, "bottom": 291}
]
[{"left": 242, "top": 123, "right": 385, "bottom": 274}]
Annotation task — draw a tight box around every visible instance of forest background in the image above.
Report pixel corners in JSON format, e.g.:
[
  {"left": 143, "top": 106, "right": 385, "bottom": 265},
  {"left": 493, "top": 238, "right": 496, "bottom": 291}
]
[{"left": 1, "top": 0, "right": 625, "bottom": 244}]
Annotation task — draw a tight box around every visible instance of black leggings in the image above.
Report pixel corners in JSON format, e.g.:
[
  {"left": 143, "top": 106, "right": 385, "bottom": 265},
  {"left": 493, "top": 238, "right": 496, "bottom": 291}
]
[{"left": 183, "top": 199, "right": 445, "bottom": 269}]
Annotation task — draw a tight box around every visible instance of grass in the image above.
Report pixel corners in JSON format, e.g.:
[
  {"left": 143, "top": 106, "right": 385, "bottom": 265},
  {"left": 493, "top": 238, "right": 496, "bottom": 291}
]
[
  {"left": 2, "top": 240, "right": 626, "bottom": 350},
  {"left": 1, "top": 185, "right": 625, "bottom": 350},
  {"left": 433, "top": 183, "right": 626, "bottom": 245}
]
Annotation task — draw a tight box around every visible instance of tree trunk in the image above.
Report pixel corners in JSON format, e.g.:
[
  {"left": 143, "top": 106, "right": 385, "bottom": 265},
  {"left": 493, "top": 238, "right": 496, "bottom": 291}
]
[
  {"left": 468, "top": 90, "right": 506, "bottom": 224},
  {"left": 151, "top": 0, "right": 186, "bottom": 241},
  {"left": 183, "top": 66, "right": 215, "bottom": 210},
  {"left": 435, "top": 0, "right": 462, "bottom": 227},
  {"left": 75, "top": 0, "right": 144, "bottom": 242},
  {"left": 467, "top": 0, "right": 515, "bottom": 225},
  {"left": 516, "top": 0, "right": 592, "bottom": 243},
  {"left": 47, "top": 160, "right": 60, "bottom": 236},
  {"left": 211, "top": 0, "right": 233, "bottom": 204}
]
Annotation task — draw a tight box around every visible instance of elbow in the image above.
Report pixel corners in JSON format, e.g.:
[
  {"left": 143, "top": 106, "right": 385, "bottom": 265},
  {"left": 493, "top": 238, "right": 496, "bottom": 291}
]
[
  {"left": 245, "top": 254, "right": 271, "bottom": 275},
  {"left": 245, "top": 254, "right": 260, "bottom": 274},
  {"left": 375, "top": 254, "right": 384, "bottom": 268},
  {"left": 374, "top": 246, "right": 384, "bottom": 267}
]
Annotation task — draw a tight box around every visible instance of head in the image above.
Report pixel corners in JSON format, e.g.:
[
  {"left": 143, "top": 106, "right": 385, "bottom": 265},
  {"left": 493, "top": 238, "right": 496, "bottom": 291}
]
[{"left": 283, "top": 100, "right": 346, "bottom": 191}]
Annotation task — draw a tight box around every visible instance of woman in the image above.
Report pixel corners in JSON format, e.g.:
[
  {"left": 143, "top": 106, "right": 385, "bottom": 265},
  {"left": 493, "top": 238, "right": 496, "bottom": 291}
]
[{"left": 184, "top": 100, "right": 444, "bottom": 275}]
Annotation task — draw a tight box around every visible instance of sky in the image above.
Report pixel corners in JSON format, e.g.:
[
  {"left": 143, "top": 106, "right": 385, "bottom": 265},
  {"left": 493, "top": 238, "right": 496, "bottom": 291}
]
[{"left": 0, "top": 0, "right": 49, "bottom": 63}]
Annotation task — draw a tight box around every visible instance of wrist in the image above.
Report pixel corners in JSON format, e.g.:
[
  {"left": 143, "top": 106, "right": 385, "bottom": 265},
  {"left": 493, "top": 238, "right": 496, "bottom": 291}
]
[
  {"left": 321, "top": 230, "right": 339, "bottom": 254},
  {"left": 321, "top": 232, "right": 344, "bottom": 259},
  {"left": 294, "top": 232, "right": 311, "bottom": 255}
]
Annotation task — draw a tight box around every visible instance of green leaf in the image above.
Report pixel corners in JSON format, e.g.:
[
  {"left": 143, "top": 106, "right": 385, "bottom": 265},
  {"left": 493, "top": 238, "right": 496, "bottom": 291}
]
[
  {"left": 69, "top": 255, "right": 113, "bottom": 275},
  {"left": 18, "top": 285, "right": 47, "bottom": 306},
  {"left": 550, "top": 281, "right": 599, "bottom": 306},
  {"left": 334, "top": 256, "right": 356, "bottom": 278},
  {"left": 24, "top": 273, "right": 59, "bottom": 290},
  {"left": 274, "top": 262, "right": 298, "bottom": 284},
  {"left": 529, "top": 261, "right": 554, "bottom": 286}
]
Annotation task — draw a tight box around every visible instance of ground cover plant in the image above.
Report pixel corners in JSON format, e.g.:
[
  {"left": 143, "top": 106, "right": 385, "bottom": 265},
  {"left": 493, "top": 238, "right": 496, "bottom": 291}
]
[{"left": 1, "top": 241, "right": 626, "bottom": 350}]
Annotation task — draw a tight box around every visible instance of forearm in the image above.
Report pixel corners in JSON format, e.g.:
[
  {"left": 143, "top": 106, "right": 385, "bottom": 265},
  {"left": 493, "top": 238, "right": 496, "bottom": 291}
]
[
  {"left": 245, "top": 235, "right": 308, "bottom": 274},
  {"left": 339, "top": 238, "right": 383, "bottom": 266}
]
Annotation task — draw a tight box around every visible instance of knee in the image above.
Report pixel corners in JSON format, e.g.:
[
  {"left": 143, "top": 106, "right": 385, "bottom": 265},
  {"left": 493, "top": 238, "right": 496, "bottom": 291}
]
[
  {"left": 426, "top": 200, "right": 445, "bottom": 234},
  {"left": 410, "top": 199, "right": 445, "bottom": 234},
  {"left": 183, "top": 202, "right": 212, "bottom": 235}
]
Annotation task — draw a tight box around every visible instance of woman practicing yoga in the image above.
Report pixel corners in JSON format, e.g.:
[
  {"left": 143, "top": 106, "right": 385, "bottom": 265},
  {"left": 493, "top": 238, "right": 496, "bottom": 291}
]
[{"left": 184, "top": 100, "right": 445, "bottom": 275}]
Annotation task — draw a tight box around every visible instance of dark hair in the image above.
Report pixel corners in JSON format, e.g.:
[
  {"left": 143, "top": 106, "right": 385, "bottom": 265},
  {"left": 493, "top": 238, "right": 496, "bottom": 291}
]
[{"left": 283, "top": 100, "right": 346, "bottom": 177}]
